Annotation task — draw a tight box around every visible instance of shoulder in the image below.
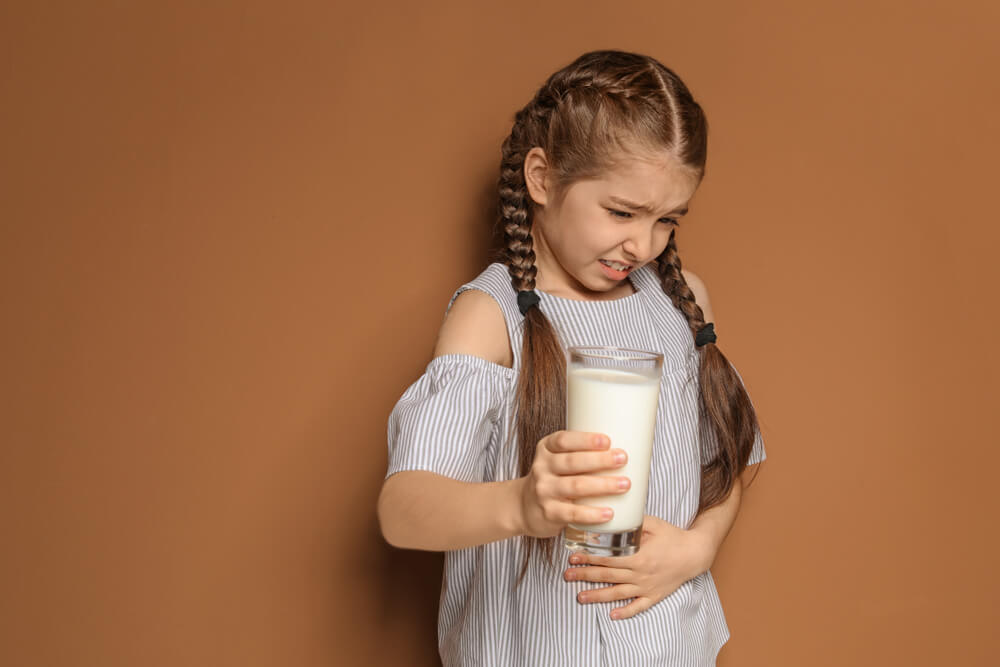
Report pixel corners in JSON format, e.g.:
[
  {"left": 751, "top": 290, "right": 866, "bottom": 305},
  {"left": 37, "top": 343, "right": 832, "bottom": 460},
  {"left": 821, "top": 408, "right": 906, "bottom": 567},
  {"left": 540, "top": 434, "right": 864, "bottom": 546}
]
[
  {"left": 681, "top": 268, "right": 715, "bottom": 323},
  {"left": 432, "top": 288, "right": 514, "bottom": 368}
]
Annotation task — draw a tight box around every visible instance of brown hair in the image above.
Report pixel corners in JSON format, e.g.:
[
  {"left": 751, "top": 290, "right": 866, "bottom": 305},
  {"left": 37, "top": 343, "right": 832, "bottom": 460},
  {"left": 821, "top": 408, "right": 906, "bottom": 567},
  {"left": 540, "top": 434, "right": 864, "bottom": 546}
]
[{"left": 496, "top": 50, "right": 761, "bottom": 575}]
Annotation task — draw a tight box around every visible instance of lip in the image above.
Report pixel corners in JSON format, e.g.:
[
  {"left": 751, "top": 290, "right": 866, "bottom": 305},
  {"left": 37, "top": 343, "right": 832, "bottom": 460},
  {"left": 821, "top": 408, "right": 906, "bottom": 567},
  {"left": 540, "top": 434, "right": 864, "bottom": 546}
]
[{"left": 598, "top": 259, "right": 632, "bottom": 281}]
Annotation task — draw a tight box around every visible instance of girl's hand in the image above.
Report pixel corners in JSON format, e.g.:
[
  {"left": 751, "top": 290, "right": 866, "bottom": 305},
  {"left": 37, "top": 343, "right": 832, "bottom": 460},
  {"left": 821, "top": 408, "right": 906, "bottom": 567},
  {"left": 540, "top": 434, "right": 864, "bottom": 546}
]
[
  {"left": 562, "top": 515, "right": 711, "bottom": 620},
  {"left": 518, "top": 430, "right": 630, "bottom": 539}
]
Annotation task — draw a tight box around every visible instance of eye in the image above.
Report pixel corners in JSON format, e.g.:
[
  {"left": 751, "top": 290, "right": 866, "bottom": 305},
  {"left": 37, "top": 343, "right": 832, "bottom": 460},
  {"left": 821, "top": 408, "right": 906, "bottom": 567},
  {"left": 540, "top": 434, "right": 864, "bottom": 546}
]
[{"left": 607, "top": 208, "right": 679, "bottom": 227}]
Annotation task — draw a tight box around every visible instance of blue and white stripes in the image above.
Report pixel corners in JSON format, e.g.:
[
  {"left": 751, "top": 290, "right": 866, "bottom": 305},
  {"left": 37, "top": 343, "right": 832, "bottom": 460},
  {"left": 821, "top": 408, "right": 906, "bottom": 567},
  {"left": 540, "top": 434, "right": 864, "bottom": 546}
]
[{"left": 386, "top": 262, "right": 766, "bottom": 666}]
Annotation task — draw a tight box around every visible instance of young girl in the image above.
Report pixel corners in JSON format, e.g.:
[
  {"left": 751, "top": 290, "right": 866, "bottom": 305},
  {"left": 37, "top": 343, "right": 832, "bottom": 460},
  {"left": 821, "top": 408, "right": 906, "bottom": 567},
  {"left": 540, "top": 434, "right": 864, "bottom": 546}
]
[{"left": 377, "top": 49, "right": 766, "bottom": 666}]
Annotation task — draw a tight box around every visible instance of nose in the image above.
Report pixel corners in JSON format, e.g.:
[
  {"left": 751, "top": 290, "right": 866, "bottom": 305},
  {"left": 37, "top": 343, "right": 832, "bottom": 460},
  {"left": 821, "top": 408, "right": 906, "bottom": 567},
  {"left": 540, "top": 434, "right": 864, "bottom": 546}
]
[{"left": 621, "top": 225, "right": 656, "bottom": 263}]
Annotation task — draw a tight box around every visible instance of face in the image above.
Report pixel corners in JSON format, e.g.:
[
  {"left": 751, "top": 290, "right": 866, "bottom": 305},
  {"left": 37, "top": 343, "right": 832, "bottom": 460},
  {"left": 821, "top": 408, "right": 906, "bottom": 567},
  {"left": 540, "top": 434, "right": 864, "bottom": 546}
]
[{"left": 524, "top": 148, "right": 700, "bottom": 301}]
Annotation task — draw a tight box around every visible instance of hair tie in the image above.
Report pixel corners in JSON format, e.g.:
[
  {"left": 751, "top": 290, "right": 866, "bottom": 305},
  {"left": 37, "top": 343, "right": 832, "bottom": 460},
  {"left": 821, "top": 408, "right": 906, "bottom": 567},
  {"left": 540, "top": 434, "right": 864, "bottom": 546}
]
[
  {"left": 695, "top": 322, "right": 717, "bottom": 347},
  {"left": 517, "top": 289, "right": 540, "bottom": 316}
]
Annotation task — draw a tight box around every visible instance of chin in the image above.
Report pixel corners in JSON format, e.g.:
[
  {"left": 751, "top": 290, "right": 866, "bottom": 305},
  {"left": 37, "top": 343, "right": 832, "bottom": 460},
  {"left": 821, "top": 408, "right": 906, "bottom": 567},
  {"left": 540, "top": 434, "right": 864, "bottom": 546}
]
[{"left": 588, "top": 275, "right": 626, "bottom": 294}]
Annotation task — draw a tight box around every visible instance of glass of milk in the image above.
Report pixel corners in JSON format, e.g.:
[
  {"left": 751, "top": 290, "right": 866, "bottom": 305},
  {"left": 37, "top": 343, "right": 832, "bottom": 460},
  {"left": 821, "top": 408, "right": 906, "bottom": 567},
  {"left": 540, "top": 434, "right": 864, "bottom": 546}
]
[{"left": 562, "top": 346, "right": 662, "bottom": 556}]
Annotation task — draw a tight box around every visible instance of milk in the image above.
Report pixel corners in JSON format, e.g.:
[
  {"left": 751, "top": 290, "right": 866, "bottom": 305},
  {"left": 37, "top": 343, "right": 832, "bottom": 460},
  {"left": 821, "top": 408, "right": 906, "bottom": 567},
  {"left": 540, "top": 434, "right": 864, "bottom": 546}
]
[{"left": 566, "top": 365, "right": 660, "bottom": 533}]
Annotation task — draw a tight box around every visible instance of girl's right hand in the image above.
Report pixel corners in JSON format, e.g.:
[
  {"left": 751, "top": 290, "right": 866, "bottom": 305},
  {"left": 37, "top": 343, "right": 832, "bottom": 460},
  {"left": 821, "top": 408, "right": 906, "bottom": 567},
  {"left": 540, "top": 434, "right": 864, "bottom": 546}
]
[{"left": 518, "top": 430, "right": 630, "bottom": 538}]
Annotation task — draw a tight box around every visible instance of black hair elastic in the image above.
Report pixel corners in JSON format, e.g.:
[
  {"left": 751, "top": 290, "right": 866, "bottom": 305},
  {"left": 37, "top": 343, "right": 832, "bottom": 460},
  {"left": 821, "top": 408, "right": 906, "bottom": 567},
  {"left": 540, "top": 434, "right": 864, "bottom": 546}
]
[
  {"left": 517, "top": 289, "right": 540, "bottom": 316},
  {"left": 695, "top": 322, "right": 717, "bottom": 347}
]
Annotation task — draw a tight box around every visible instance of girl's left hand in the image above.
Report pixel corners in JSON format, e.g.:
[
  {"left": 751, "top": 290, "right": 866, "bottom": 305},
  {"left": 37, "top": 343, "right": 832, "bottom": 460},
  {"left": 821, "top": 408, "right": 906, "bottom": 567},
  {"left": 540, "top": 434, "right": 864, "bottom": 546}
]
[{"left": 563, "top": 515, "right": 711, "bottom": 620}]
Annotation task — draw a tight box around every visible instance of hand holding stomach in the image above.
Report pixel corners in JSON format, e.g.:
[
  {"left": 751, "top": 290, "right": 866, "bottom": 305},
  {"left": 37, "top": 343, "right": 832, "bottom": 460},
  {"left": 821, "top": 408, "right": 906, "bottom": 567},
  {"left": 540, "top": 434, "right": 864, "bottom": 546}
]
[
  {"left": 562, "top": 515, "right": 711, "bottom": 620},
  {"left": 519, "top": 430, "right": 630, "bottom": 539}
]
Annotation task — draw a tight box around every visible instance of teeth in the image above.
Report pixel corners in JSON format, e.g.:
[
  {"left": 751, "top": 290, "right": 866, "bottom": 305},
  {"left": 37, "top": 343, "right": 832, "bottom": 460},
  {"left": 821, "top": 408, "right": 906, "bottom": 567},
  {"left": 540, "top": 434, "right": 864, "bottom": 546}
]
[{"left": 602, "top": 260, "right": 630, "bottom": 271}]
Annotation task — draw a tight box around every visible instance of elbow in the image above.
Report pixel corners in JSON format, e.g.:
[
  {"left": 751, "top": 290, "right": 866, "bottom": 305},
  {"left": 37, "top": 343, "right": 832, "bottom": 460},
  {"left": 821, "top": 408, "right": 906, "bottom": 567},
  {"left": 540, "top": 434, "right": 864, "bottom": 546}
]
[{"left": 376, "top": 477, "right": 407, "bottom": 548}]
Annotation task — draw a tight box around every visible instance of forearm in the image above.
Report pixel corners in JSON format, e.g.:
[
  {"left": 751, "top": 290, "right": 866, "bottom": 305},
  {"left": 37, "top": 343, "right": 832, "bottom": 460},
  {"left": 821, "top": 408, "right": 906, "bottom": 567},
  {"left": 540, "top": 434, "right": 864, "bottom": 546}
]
[
  {"left": 687, "top": 473, "right": 745, "bottom": 575},
  {"left": 377, "top": 470, "right": 525, "bottom": 551}
]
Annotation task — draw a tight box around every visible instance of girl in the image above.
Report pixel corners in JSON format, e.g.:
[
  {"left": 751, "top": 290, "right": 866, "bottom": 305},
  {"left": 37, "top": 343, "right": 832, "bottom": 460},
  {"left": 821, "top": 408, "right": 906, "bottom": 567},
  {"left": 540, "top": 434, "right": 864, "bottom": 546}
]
[{"left": 377, "top": 49, "right": 767, "bottom": 666}]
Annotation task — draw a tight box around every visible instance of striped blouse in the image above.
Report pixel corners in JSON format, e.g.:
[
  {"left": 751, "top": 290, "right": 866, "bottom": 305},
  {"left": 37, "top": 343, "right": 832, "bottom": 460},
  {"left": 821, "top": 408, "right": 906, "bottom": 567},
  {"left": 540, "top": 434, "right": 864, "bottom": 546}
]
[{"left": 385, "top": 262, "right": 766, "bottom": 666}]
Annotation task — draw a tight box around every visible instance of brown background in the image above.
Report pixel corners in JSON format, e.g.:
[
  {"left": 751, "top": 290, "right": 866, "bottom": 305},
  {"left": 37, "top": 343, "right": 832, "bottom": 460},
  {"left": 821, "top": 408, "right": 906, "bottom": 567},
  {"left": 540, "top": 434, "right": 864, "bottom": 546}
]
[{"left": 2, "top": 1, "right": 998, "bottom": 665}]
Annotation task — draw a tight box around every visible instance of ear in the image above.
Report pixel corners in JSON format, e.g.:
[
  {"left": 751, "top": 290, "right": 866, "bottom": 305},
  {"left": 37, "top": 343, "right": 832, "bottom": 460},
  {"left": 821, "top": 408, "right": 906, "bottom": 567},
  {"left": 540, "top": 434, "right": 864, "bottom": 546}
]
[{"left": 523, "top": 147, "right": 551, "bottom": 207}]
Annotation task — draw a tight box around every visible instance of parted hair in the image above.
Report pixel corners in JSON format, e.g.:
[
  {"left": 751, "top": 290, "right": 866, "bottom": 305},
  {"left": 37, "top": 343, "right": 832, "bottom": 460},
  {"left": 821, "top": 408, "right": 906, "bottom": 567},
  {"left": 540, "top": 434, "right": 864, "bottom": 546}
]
[{"left": 496, "top": 50, "right": 761, "bottom": 574}]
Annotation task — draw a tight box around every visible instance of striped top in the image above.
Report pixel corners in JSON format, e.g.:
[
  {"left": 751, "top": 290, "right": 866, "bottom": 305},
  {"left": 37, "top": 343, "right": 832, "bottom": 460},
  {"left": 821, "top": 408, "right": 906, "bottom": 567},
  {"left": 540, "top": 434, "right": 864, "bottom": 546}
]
[{"left": 385, "top": 262, "right": 766, "bottom": 666}]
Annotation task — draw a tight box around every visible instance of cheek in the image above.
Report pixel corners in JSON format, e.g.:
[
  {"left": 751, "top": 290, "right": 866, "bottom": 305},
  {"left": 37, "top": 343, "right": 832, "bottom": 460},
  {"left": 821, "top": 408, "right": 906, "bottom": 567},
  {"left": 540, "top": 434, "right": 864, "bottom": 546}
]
[
  {"left": 591, "top": 222, "right": 627, "bottom": 250},
  {"left": 653, "top": 229, "right": 674, "bottom": 255}
]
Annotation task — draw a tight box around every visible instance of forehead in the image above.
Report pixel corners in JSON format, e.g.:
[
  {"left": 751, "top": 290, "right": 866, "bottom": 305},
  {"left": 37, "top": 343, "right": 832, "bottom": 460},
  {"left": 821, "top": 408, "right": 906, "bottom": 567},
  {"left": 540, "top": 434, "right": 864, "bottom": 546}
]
[{"left": 577, "top": 152, "right": 700, "bottom": 206}]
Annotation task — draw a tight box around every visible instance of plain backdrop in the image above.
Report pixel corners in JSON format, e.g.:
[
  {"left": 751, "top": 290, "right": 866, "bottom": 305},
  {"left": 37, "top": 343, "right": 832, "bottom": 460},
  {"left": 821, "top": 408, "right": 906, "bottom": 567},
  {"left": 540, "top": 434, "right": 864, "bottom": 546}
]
[{"left": 2, "top": 1, "right": 998, "bottom": 665}]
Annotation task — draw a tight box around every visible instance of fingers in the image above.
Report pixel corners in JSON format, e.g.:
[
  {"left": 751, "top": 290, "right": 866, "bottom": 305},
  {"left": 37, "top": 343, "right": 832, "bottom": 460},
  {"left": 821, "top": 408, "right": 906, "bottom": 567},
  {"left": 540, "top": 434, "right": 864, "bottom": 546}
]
[
  {"left": 534, "top": 476, "right": 626, "bottom": 524},
  {"left": 549, "top": 473, "right": 630, "bottom": 499},
  {"left": 526, "top": 431, "right": 630, "bottom": 530},
  {"left": 563, "top": 566, "right": 634, "bottom": 584},
  {"left": 609, "top": 596, "right": 653, "bottom": 620},
  {"left": 574, "top": 583, "right": 640, "bottom": 605},
  {"left": 566, "top": 572, "right": 652, "bottom": 620},
  {"left": 568, "top": 551, "right": 635, "bottom": 569},
  {"left": 547, "top": 449, "right": 627, "bottom": 475},
  {"left": 573, "top": 583, "right": 653, "bottom": 620},
  {"left": 542, "top": 430, "right": 611, "bottom": 454},
  {"left": 543, "top": 499, "right": 614, "bottom": 526},
  {"left": 541, "top": 431, "right": 627, "bottom": 478}
]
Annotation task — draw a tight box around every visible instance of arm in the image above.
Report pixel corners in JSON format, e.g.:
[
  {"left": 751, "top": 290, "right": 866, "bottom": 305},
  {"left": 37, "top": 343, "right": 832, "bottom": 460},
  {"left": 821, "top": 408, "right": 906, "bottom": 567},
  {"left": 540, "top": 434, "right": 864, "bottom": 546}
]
[
  {"left": 378, "top": 472, "right": 526, "bottom": 551},
  {"left": 379, "top": 441, "right": 624, "bottom": 551},
  {"left": 686, "top": 465, "right": 758, "bottom": 575},
  {"left": 378, "top": 290, "right": 626, "bottom": 551},
  {"left": 378, "top": 289, "right": 519, "bottom": 550}
]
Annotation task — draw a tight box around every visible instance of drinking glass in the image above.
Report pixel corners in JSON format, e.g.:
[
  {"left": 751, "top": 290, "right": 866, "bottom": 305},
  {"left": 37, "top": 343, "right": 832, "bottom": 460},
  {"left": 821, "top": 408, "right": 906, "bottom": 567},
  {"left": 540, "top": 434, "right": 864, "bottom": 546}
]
[{"left": 562, "top": 346, "right": 663, "bottom": 556}]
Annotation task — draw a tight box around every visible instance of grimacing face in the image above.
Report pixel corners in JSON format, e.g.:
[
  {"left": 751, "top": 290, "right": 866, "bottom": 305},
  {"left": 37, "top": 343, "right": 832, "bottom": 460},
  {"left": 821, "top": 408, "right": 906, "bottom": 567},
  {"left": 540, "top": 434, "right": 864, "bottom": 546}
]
[{"left": 524, "top": 147, "right": 700, "bottom": 301}]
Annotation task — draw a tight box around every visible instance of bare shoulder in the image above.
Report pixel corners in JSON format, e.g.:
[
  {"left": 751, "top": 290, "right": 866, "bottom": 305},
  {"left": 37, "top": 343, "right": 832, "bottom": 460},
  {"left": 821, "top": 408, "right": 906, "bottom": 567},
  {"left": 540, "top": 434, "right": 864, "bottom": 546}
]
[
  {"left": 432, "top": 289, "right": 513, "bottom": 368},
  {"left": 681, "top": 268, "right": 716, "bottom": 323}
]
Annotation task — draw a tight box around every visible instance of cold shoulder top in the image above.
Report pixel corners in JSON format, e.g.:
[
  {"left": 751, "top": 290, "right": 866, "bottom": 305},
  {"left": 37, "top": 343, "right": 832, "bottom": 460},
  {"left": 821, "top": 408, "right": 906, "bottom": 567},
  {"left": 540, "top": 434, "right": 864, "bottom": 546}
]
[{"left": 385, "top": 261, "right": 766, "bottom": 667}]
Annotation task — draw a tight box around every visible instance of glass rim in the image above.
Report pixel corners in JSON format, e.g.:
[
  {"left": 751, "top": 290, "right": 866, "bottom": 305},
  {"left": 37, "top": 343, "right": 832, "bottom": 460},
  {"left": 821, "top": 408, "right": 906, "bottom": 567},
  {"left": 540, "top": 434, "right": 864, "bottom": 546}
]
[{"left": 567, "top": 345, "right": 663, "bottom": 363}]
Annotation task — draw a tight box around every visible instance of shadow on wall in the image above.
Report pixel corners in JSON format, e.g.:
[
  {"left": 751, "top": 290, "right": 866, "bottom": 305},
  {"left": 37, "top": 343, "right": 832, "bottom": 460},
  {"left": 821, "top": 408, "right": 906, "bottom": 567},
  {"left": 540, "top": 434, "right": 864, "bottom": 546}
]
[
  {"left": 358, "top": 171, "right": 502, "bottom": 658},
  {"left": 364, "top": 512, "right": 443, "bottom": 651}
]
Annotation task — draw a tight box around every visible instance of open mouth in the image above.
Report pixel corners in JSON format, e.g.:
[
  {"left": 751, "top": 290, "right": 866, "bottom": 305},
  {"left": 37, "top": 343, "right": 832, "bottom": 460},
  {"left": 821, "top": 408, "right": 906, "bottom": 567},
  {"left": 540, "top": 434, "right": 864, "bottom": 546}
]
[{"left": 599, "top": 259, "right": 632, "bottom": 272}]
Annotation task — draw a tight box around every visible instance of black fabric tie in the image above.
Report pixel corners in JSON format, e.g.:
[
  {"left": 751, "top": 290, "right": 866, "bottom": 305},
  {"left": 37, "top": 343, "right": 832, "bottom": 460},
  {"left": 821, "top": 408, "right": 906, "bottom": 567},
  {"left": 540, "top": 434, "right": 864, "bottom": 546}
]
[
  {"left": 695, "top": 322, "right": 717, "bottom": 347},
  {"left": 517, "top": 289, "right": 540, "bottom": 316}
]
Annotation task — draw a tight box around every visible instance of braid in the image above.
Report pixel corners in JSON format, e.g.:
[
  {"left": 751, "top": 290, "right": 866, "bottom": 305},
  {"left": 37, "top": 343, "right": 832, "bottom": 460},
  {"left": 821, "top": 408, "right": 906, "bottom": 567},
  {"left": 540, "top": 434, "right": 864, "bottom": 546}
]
[
  {"left": 654, "top": 230, "right": 706, "bottom": 325},
  {"left": 498, "top": 117, "right": 537, "bottom": 291},
  {"left": 655, "top": 233, "right": 759, "bottom": 512},
  {"left": 498, "top": 95, "right": 568, "bottom": 583}
]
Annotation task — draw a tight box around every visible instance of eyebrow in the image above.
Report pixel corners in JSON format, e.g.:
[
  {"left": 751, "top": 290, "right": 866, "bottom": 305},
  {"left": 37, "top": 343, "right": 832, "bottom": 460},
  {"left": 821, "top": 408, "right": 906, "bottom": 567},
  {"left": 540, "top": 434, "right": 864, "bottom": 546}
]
[{"left": 608, "top": 196, "right": 689, "bottom": 216}]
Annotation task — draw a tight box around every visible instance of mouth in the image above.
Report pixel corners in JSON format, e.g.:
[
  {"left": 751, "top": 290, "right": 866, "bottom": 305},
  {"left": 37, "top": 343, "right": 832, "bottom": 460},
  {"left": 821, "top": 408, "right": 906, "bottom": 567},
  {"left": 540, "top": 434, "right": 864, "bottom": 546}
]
[{"left": 598, "top": 259, "right": 633, "bottom": 280}]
